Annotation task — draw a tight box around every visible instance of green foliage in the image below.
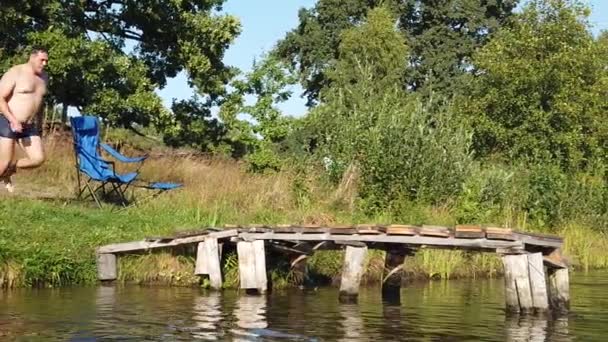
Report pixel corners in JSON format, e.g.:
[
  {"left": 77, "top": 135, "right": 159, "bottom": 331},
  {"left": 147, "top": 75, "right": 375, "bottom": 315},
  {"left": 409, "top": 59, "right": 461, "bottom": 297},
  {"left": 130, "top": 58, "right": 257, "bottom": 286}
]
[
  {"left": 455, "top": 164, "right": 519, "bottom": 224},
  {"left": 276, "top": 0, "right": 518, "bottom": 103},
  {"left": 219, "top": 55, "right": 300, "bottom": 170},
  {"left": 396, "top": 0, "right": 519, "bottom": 92},
  {"left": 462, "top": 0, "right": 608, "bottom": 170},
  {"left": 276, "top": 0, "right": 382, "bottom": 105},
  {"left": 454, "top": 161, "right": 608, "bottom": 228},
  {"left": 162, "top": 97, "right": 229, "bottom": 153},
  {"left": 0, "top": 0, "right": 240, "bottom": 133},
  {"left": 307, "top": 7, "right": 473, "bottom": 208}
]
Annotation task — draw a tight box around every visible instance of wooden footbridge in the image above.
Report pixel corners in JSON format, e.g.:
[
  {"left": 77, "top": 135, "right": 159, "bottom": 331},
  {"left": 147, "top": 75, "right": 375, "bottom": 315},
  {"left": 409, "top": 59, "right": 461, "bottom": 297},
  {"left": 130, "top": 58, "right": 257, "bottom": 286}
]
[{"left": 96, "top": 224, "right": 569, "bottom": 314}]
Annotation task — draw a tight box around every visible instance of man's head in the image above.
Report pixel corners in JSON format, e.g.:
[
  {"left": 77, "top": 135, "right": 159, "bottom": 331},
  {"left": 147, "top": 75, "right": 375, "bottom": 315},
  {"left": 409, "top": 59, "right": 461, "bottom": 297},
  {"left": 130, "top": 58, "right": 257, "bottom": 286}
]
[{"left": 28, "top": 46, "right": 49, "bottom": 75}]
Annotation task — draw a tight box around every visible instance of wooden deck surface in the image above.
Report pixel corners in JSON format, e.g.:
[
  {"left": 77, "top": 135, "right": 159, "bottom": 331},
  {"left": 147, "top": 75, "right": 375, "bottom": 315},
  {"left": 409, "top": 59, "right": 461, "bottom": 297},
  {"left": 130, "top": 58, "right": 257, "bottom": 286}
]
[{"left": 97, "top": 224, "right": 563, "bottom": 255}]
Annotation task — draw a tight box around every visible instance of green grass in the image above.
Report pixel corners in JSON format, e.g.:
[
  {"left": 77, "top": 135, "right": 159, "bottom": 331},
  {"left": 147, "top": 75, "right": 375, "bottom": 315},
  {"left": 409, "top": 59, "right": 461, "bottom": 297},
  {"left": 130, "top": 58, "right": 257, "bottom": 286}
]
[{"left": 1, "top": 136, "right": 608, "bottom": 288}]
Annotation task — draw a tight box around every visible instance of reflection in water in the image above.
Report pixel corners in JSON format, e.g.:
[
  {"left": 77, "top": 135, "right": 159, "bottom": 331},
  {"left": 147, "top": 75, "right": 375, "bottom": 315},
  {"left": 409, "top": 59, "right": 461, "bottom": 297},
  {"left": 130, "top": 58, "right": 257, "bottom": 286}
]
[
  {"left": 1, "top": 271, "right": 607, "bottom": 341},
  {"left": 505, "top": 315, "right": 571, "bottom": 342},
  {"left": 231, "top": 294, "right": 268, "bottom": 341},
  {"left": 339, "top": 304, "right": 364, "bottom": 341},
  {"left": 95, "top": 285, "right": 116, "bottom": 311},
  {"left": 192, "top": 292, "right": 222, "bottom": 340}
]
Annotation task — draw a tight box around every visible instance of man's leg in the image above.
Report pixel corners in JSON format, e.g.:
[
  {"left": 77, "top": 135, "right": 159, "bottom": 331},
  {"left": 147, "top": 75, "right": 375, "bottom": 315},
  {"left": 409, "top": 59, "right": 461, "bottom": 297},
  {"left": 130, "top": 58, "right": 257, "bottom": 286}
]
[
  {"left": 16, "top": 135, "right": 45, "bottom": 169},
  {"left": 0, "top": 137, "right": 16, "bottom": 192}
]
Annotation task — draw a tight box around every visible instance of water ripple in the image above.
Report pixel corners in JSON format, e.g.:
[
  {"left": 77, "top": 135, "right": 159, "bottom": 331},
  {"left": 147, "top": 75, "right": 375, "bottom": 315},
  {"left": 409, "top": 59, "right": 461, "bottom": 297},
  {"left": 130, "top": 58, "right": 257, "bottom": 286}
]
[{"left": 0, "top": 272, "right": 607, "bottom": 341}]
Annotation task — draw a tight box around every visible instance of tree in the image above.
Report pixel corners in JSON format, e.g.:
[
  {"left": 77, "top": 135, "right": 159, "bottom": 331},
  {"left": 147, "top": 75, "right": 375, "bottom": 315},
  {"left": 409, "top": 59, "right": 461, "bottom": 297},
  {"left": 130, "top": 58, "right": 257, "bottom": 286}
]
[
  {"left": 462, "top": 0, "right": 608, "bottom": 170},
  {"left": 0, "top": 0, "right": 240, "bottom": 132},
  {"left": 276, "top": 0, "right": 518, "bottom": 104},
  {"left": 218, "top": 55, "right": 299, "bottom": 170},
  {"left": 396, "top": 0, "right": 518, "bottom": 92},
  {"left": 308, "top": 7, "right": 473, "bottom": 207}
]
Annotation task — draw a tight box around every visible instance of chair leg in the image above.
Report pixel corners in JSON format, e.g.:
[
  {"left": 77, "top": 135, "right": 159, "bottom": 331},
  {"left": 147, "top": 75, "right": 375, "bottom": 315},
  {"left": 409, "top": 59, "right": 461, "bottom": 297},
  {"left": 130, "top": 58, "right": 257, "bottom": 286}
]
[
  {"left": 84, "top": 182, "right": 103, "bottom": 208},
  {"left": 110, "top": 183, "right": 129, "bottom": 207}
]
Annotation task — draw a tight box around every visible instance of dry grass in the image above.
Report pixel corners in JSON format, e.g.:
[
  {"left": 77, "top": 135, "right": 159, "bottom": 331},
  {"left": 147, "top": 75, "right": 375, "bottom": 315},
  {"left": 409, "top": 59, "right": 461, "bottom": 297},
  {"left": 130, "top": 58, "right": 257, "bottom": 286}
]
[
  {"left": 11, "top": 134, "right": 331, "bottom": 223},
  {"left": 2, "top": 133, "right": 608, "bottom": 288}
]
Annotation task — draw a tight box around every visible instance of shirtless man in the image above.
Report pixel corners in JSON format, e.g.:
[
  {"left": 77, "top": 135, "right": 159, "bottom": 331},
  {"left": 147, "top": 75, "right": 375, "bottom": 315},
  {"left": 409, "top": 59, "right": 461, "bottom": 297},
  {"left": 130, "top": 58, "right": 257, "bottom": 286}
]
[{"left": 0, "top": 47, "right": 49, "bottom": 192}]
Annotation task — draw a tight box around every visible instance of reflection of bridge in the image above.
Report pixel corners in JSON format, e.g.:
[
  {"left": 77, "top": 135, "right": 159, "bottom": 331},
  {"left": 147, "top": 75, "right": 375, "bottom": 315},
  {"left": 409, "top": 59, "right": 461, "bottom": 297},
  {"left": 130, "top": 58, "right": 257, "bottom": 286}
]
[{"left": 96, "top": 224, "right": 569, "bottom": 314}]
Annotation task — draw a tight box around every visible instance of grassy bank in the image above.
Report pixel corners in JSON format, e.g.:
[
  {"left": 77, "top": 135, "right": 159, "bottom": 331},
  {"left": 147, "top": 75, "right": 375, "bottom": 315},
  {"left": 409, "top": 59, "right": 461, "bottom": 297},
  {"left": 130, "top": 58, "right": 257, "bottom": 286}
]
[{"left": 1, "top": 133, "right": 607, "bottom": 288}]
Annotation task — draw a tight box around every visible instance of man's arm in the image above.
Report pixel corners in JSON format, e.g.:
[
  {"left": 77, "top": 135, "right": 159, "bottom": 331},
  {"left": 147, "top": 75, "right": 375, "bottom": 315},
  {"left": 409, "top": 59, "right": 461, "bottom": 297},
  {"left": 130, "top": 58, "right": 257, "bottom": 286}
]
[
  {"left": 35, "top": 105, "right": 45, "bottom": 135},
  {"left": 35, "top": 72, "right": 49, "bottom": 135},
  {"left": 0, "top": 67, "right": 19, "bottom": 124}
]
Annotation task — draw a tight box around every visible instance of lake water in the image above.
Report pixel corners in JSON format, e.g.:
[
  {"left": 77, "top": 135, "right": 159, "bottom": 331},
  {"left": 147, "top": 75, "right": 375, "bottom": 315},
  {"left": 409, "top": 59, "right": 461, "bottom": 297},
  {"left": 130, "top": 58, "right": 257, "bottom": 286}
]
[{"left": 1, "top": 271, "right": 607, "bottom": 341}]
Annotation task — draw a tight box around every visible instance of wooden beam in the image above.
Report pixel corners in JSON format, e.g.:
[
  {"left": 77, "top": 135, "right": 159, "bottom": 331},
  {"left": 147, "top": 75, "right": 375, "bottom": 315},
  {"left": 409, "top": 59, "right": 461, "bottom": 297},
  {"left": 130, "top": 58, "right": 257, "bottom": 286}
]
[
  {"left": 502, "top": 254, "right": 533, "bottom": 313},
  {"left": 237, "top": 241, "right": 255, "bottom": 290},
  {"left": 237, "top": 232, "right": 524, "bottom": 250},
  {"left": 97, "top": 229, "right": 238, "bottom": 254},
  {"left": 237, "top": 240, "right": 267, "bottom": 294},
  {"left": 548, "top": 267, "right": 570, "bottom": 313},
  {"left": 543, "top": 248, "right": 568, "bottom": 269},
  {"left": 97, "top": 253, "right": 117, "bottom": 281},
  {"left": 253, "top": 240, "right": 268, "bottom": 293},
  {"left": 339, "top": 245, "right": 367, "bottom": 302},
  {"left": 194, "top": 242, "right": 208, "bottom": 275},
  {"left": 205, "top": 238, "right": 223, "bottom": 290},
  {"left": 527, "top": 253, "right": 549, "bottom": 312}
]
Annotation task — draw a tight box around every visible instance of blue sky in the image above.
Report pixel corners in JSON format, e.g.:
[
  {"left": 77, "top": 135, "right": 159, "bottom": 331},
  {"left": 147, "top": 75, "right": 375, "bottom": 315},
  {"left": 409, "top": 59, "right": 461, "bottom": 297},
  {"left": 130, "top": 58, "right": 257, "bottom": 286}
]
[{"left": 155, "top": 0, "right": 608, "bottom": 117}]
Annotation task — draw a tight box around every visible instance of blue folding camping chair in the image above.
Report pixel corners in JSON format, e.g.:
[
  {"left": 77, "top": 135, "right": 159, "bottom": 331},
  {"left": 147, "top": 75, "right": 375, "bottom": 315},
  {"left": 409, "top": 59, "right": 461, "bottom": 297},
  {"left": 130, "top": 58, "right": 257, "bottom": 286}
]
[{"left": 70, "top": 115, "right": 182, "bottom": 208}]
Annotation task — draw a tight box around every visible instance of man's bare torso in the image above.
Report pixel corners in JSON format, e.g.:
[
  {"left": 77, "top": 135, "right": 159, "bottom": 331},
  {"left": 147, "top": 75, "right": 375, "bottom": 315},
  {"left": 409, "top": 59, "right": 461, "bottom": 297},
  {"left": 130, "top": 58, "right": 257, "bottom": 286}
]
[{"left": 5, "top": 64, "right": 47, "bottom": 124}]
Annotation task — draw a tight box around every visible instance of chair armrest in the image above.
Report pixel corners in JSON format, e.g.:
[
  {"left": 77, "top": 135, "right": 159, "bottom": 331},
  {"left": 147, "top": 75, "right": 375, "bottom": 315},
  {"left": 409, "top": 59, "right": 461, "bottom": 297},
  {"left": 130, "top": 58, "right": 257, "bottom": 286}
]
[
  {"left": 74, "top": 143, "right": 118, "bottom": 174},
  {"left": 101, "top": 143, "right": 148, "bottom": 163}
]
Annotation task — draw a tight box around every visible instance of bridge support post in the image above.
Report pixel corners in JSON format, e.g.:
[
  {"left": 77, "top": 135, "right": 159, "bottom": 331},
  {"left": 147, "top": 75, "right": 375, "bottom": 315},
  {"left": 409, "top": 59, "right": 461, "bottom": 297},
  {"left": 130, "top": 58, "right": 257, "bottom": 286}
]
[
  {"left": 339, "top": 245, "right": 367, "bottom": 303},
  {"left": 502, "top": 254, "right": 533, "bottom": 313},
  {"left": 502, "top": 252, "right": 550, "bottom": 313},
  {"left": 381, "top": 247, "right": 407, "bottom": 304},
  {"left": 237, "top": 240, "right": 268, "bottom": 294},
  {"left": 548, "top": 267, "right": 570, "bottom": 313},
  {"left": 527, "top": 252, "right": 549, "bottom": 312},
  {"left": 97, "top": 253, "right": 117, "bottom": 281},
  {"left": 195, "top": 238, "right": 223, "bottom": 290}
]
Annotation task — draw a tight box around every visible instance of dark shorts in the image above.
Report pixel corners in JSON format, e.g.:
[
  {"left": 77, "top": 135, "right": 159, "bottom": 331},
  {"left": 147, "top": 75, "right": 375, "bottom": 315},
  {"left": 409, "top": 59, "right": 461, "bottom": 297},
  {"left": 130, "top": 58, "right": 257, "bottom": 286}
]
[{"left": 0, "top": 114, "right": 40, "bottom": 139}]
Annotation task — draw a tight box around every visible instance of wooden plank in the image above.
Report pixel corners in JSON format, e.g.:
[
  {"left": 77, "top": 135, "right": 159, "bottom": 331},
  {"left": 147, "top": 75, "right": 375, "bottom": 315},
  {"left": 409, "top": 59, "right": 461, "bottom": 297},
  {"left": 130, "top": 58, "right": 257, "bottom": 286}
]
[
  {"left": 246, "top": 227, "right": 274, "bottom": 233},
  {"left": 503, "top": 254, "right": 533, "bottom": 313},
  {"left": 97, "top": 229, "right": 239, "bottom": 254},
  {"left": 334, "top": 240, "right": 367, "bottom": 248},
  {"left": 301, "top": 224, "right": 326, "bottom": 234},
  {"left": 543, "top": 248, "right": 568, "bottom": 269},
  {"left": 548, "top": 268, "right": 570, "bottom": 313},
  {"left": 97, "top": 253, "right": 117, "bottom": 281},
  {"left": 237, "top": 241, "right": 257, "bottom": 290},
  {"left": 516, "top": 231, "right": 563, "bottom": 242},
  {"left": 194, "top": 242, "right": 208, "bottom": 275},
  {"left": 252, "top": 240, "right": 268, "bottom": 293},
  {"left": 328, "top": 224, "right": 357, "bottom": 234},
  {"left": 486, "top": 226, "right": 517, "bottom": 241},
  {"left": 144, "top": 236, "right": 174, "bottom": 243},
  {"left": 205, "top": 238, "right": 223, "bottom": 290},
  {"left": 527, "top": 252, "right": 549, "bottom": 312},
  {"left": 272, "top": 224, "right": 296, "bottom": 233},
  {"left": 501, "top": 254, "right": 519, "bottom": 312},
  {"left": 386, "top": 225, "right": 418, "bottom": 236},
  {"left": 355, "top": 224, "right": 382, "bottom": 235},
  {"left": 454, "top": 225, "right": 485, "bottom": 239},
  {"left": 420, "top": 225, "right": 451, "bottom": 238},
  {"left": 237, "top": 232, "right": 525, "bottom": 250},
  {"left": 339, "top": 245, "right": 367, "bottom": 301},
  {"left": 172, "top": 229, "right": 210, "bottom": 239},
  {"left": 514, "top": 233, "right": 563, "bottom": 248}
]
